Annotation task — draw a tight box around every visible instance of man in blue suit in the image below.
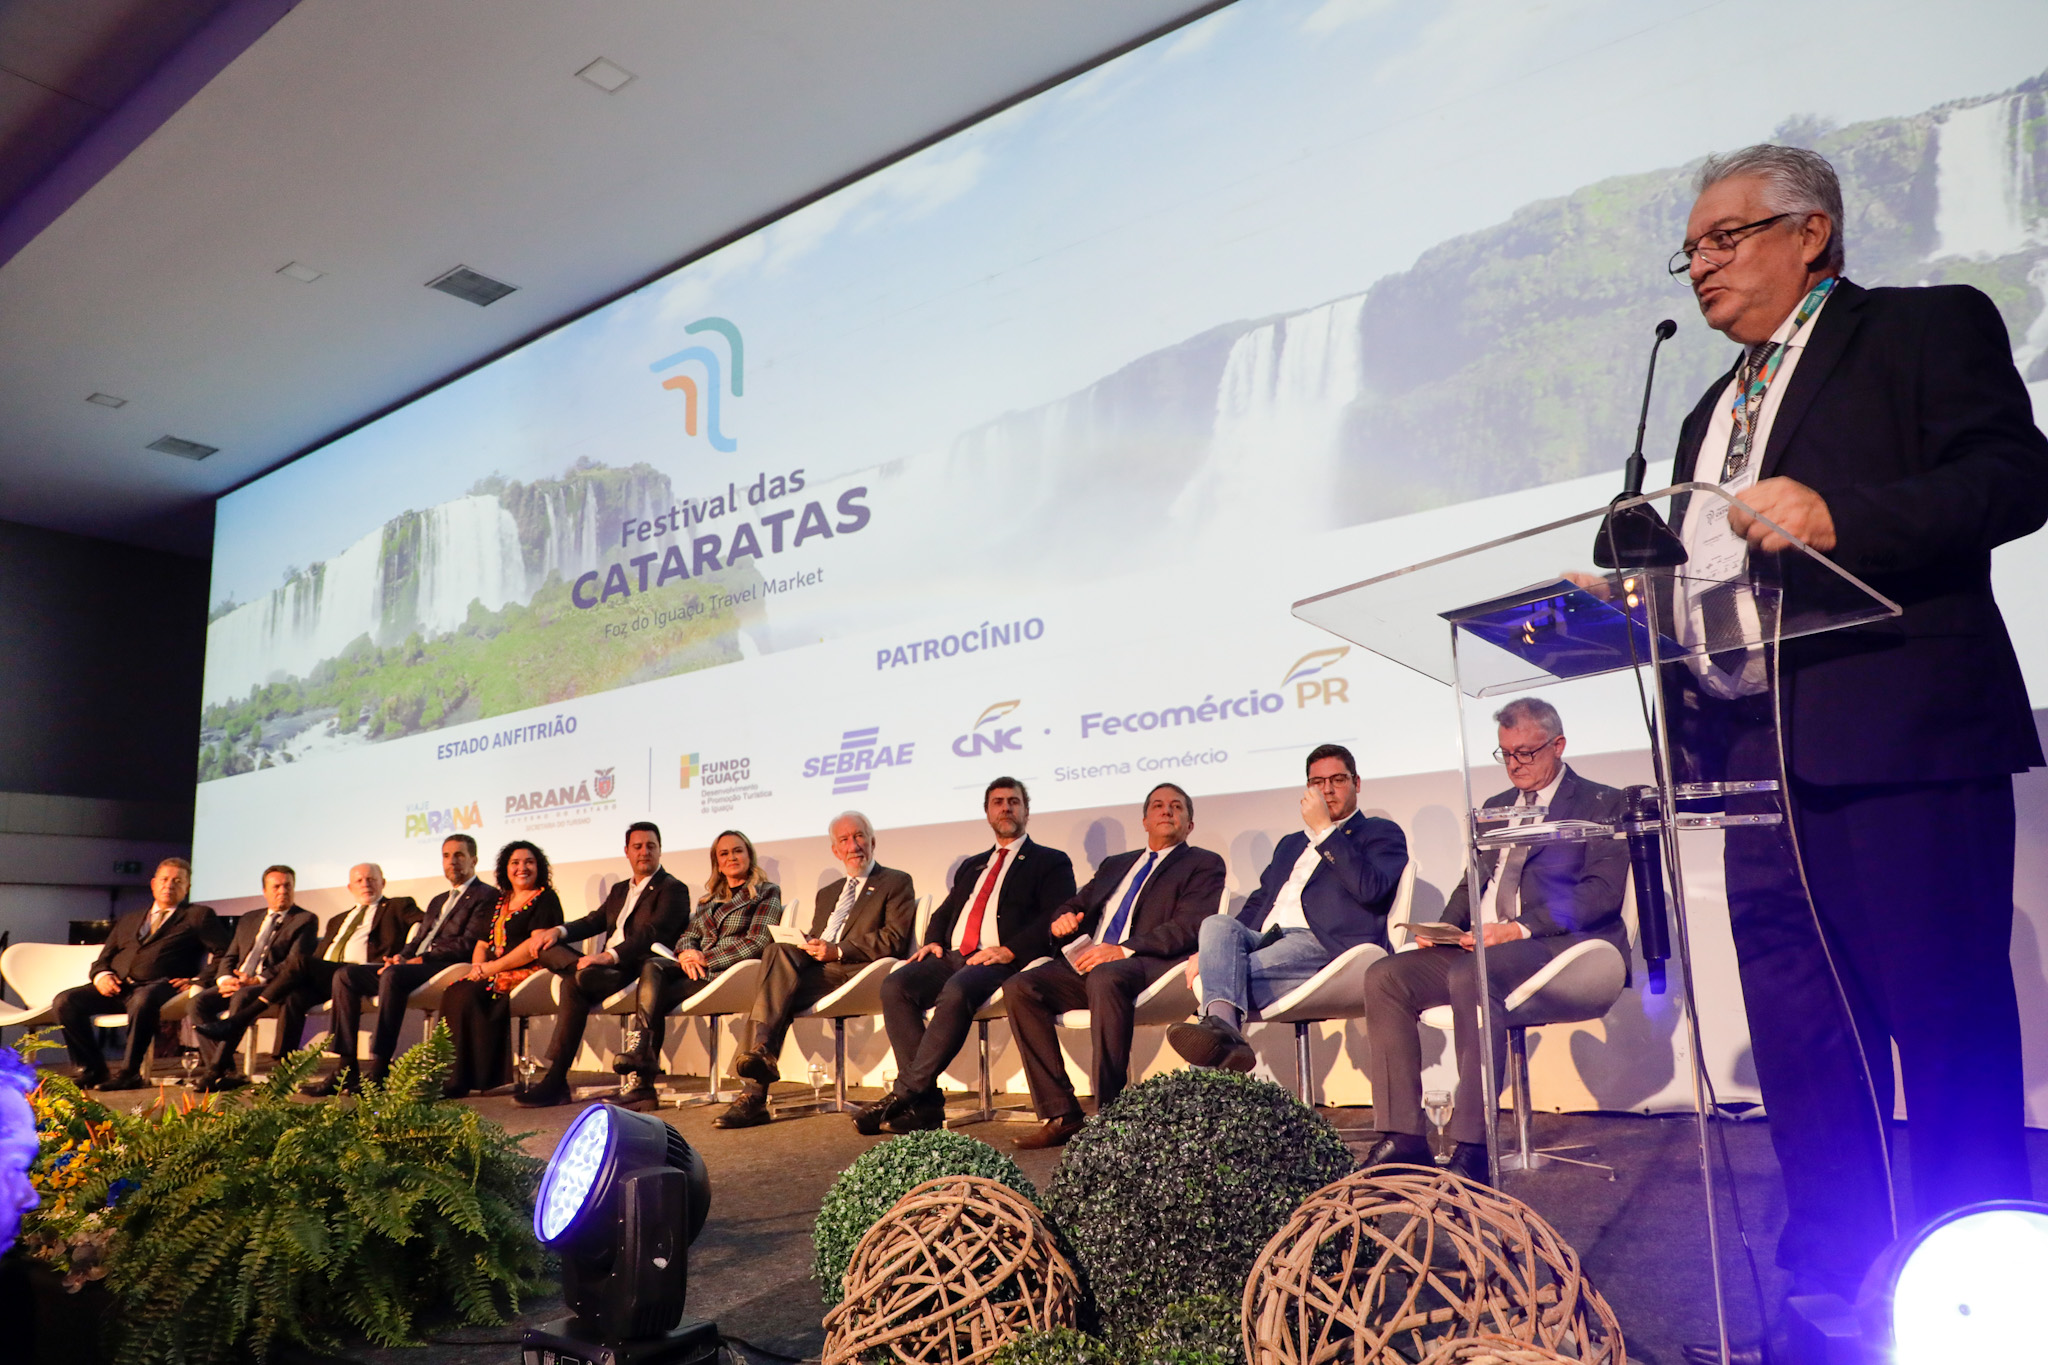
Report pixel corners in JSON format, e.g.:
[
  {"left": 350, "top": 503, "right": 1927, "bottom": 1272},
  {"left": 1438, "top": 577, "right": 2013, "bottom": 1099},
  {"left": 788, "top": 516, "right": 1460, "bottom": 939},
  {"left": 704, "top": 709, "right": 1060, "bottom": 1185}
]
[{"left": 1168, "top": 742, "right": 1408, "bottom": 1072}]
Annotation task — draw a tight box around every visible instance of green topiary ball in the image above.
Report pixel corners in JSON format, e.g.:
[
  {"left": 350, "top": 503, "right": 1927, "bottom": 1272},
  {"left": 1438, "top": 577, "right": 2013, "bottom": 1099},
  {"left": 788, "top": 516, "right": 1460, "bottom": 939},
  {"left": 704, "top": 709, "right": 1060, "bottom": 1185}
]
[
  {"left": 988, "top": 1326, "right": 1116, "bottom": 1365},
  {"left": 1043, "top": 1069, "right": 1351, "bottom": 1342},
  {"left": 812, "top": 1130, "right": 1038, "bottom": 1305}
]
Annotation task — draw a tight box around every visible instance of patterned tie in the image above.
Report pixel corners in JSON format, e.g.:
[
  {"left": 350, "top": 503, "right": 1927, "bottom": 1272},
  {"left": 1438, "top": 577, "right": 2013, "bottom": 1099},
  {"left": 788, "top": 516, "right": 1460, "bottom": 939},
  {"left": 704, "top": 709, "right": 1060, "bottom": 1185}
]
[
  {"left": 1100, "top": 851, "right": 1157, "bottom": 947},
  {"left": 239, "top": 910, "right": 283, "bottom": 978},
  {"left": 824, "top": 876, "right": 860, "bottom": 943},
  {"left": 1719, "top": 341, "right": 1780, "bottom": 483},
  {"left": 958, "top": 848, "right": 1007, "bottom": 956}
]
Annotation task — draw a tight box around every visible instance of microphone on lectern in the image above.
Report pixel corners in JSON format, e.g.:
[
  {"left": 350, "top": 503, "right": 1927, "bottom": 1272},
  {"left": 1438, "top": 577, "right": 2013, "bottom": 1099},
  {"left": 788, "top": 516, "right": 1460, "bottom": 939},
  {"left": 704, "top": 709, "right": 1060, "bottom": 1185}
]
[{"left": 1593, "top": 319, "right": 1688, "bottom": 569}]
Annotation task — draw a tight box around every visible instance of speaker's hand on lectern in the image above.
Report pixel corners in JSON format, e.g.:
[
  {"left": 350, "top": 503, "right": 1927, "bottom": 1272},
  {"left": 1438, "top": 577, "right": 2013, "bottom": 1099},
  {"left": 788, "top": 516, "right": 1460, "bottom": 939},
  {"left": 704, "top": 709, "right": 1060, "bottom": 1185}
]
[{"left": 1730, "top": 477, "right": 1835, "bottom": 554}]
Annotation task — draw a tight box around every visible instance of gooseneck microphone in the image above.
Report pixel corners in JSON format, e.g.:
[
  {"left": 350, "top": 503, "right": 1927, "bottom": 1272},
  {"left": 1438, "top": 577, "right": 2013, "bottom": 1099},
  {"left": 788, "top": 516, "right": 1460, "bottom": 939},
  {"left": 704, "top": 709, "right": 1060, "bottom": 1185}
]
[
  {"left": 1623, "top": 784, "right": 1672, "bottom": 993},
  {"left": 1593, "top": 318, "right": 1688, "bottom": 569},
  {"left": 1621, "top": 319, "right": 1679, "bottom": 496}
]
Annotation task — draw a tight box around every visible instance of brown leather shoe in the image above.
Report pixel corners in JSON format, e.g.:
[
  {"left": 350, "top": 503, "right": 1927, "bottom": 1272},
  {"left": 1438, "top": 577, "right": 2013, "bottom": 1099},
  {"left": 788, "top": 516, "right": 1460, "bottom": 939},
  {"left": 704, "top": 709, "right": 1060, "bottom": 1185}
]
[{"left": 1012, "top": 1115, "right": 1084, "bottom": 1149}]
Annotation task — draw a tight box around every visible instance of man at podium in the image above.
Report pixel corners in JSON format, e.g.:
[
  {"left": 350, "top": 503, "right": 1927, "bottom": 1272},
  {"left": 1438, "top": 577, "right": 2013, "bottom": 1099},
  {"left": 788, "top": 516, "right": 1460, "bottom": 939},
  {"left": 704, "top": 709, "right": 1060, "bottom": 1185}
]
[{"left": 1667, "top": 142, "right": 2047, "bottom": 1353}]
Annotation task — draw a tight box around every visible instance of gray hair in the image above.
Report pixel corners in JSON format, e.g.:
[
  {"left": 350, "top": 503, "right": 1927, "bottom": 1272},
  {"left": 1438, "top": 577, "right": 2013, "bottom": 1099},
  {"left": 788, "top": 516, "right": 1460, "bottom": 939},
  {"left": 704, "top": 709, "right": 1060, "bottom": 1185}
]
[
  {"left": 829, "top": 810, "right": 876, "bottom": 845},
  {"left": 1493, "top": 696, "right": 1563, "bottom": 740},
  {"left": 1694, "top": 144, "right": 1845, "bottom": 272}
]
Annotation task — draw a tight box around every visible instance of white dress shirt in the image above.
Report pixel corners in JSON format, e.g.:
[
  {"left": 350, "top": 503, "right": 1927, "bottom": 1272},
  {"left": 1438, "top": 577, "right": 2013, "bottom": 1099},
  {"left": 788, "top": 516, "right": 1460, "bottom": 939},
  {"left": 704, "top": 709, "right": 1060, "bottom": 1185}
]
[
  {"left": 1266, "top": 824, "right": 1339, "bottom": 931},
  {"left": 1679, "top": 289, "right": 1833, "bottom": 698},
  {"left": 950, "top": 839, "right": 1020, "bottom": 952},
  {"left": 1476, "top": 768, "right": 1564, "bottom": 927},
  {"left": 326, "top": 901, "right": 377, "bottom": 965},
  {"left": 606, "top": 873, "right": 655, "bottom": 950},
  {"left": 823, "top": 860, "right": 875, "bottom": 942}
]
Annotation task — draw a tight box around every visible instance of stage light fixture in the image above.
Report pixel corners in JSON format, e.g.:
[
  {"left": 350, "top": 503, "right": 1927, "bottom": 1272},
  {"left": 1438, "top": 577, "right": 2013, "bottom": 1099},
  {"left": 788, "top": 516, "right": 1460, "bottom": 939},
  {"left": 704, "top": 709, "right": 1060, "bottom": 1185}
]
[
  {"left": 522, "top": 1105, "right": 718, "bottom": 1365},
  {"left": 1863, "top": 1200, "right": 2048, "bottom": 1363}
]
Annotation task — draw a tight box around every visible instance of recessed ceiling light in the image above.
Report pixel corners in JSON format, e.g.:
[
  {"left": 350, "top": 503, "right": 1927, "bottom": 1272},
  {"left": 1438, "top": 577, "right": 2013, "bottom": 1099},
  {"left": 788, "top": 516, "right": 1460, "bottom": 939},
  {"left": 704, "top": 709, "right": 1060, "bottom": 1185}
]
[
  {"left": 85, "top": 392, "right": 127, "bottom": 408},
  {"left": 576, "top": 57, "right": 634, "bottom": 93},
  {"left": 277, "top": 261, "right": 325, "bottom": 283},
  {"left": 147, "top": 435, "right": 218, "bottom": 461},
  {"left": 426, "top": 265, "right": 518, "bottom": 307}
]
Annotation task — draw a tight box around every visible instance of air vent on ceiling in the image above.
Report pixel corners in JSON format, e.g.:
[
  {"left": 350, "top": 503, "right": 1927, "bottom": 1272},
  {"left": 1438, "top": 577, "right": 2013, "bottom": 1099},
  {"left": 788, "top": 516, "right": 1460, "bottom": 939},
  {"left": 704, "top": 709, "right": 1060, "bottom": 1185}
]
[
  {"left": 426, "top": 265, "right": 518, "bottom": 307},
  {"left": 85, "top": 392, "right": 127, "bottom": 408},
  {"left": 147, "top": 435, "right": 218, "bottom": 461}
]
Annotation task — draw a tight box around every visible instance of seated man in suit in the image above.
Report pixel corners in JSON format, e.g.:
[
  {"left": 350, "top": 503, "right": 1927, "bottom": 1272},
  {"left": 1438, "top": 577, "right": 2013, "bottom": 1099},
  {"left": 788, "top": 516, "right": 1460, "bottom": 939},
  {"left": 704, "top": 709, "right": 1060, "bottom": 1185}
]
[
  {"left": 716, "top": 810, "right": 916, "bottom": 1129},
  {"left": 189, "top": 865, "right": 319, "bottom": 1090},
  {"left": 1005, "top": 783, "right": 1227, "bottom": 1149},
  {"left": 1169, "top": 743, "right": 1409, "bottom": 1071},
  {"left": 515, "top": 821, "right": 691, "bottom": 1108},
  {"left": 55, "top": 856, "right": 225, "bottom": 1090},
  {"left": 857, "top": 777, "right": 1076, "bottom": 1135},
  {"left": 308, "top": 834, "right": 497, "bottom": 1095},
  {"left": 266, "top": 862, "right": 421, "bottom": 1056},
  {"left": 1359, "top": 697, "right": 1627, "bottom": 1184}
]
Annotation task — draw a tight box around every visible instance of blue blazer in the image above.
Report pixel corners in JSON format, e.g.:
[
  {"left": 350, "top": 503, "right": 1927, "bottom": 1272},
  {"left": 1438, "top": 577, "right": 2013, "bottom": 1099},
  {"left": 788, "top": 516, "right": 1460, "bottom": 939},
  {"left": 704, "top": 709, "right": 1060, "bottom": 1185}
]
[{"left": 1236, "top": 810, "right": 1408, "bottom": 954}]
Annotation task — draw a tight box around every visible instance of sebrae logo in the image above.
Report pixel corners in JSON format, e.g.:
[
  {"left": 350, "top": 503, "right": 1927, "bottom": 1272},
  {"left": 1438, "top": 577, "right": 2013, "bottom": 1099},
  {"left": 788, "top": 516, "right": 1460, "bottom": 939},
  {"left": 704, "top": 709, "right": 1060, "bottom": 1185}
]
[
  {"left": 952, "top": 700, "right": 1024, "bottom": 758},
  {"left": 1282, "top": 647, "right": 1351, "bottom": 708},
  {"left": 804, "top": 727, "right": 915, "bottom": 796},
  {"left": 650, "top": 317, "right": 743, "bottom": 452},
  {"left": 679, "top": 753, "right": 701, "bottom": 788},
  {"left": 404, "top": 801, "right": 482, "bottom": 840}
]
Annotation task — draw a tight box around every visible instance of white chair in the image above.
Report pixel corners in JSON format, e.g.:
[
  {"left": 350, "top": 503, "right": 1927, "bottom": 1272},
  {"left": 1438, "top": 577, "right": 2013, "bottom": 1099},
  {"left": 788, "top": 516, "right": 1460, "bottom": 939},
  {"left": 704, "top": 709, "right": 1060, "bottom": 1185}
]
[
  {"left": 1419, "top": 936, "right": 1628, "bottom": 1177},
  {"left": 943, "top": 957, "right": 1052, "bottom": 1128},
  {"left": 0, "top": 942, "right": 195, "bottom": 1074},
  {"left": 1251, "top": 861, "right": 1416, "bottom": 1108},
  {"left": 507, "top": 970, "right": 560, "bottom": 1071},
  {"left": 778, "top": 957, "right": 904, "bottom": 1116},
  {"left": 668, "top": 957, "right": 765, "bottom": 1106}
]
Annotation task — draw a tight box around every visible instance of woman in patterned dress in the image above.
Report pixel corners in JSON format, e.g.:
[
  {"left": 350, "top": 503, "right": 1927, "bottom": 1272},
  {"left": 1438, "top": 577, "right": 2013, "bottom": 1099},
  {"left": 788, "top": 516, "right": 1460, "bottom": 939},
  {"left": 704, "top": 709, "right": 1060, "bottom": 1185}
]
[{"left": 440, "top": 840, "right": 564, "bottom": 1098}]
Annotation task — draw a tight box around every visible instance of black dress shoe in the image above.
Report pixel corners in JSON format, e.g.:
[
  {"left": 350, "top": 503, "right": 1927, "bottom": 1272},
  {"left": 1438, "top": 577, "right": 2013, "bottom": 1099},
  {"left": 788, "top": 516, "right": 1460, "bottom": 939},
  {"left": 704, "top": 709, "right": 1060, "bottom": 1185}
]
[
  {"left": 303, "top": 1070, "right": 361, "bottom": 1098},
  {"left": 714, "top": 1092, "right": 772, "bottom": 1128},
  {"left": 1167, "top": 1015, "right": 1255, "bottom": 1072},
  {"left": 1360, "top": 1133, "right": 1435, "bottom": 1170},
  {"left": 99, "top": 1070, "right": 147, "bottom": 1092},
  {"left": 887, "top": 1090, "right": 948, "bottom": 1134},
  {"left": 732, "top": 1048, "right": 780, "bottom": 1085},
  {"left": 77, "top": 1067, "right": 109, "bottom": 1090},
  {"left": 1012, "top": 1115, "right": 1084, "bottom": 1150},
  {"left": 513, "top": 1079, "right": 575, "bottom": 1108},
  {"left": 852, "top": 1092, "right": 907, "bottom": 1136},
  {"left": 1445, "top": 1141, "right": 1490, "bottom": 1186},
  {"left": 193, "top": 1017, "right": 237, "bottom": 1043},
  {"left": 196, "top": 1070, "right": 248, "bottom": 1094},
  {"left": 440, "top": 1082, "right": 472, "bottom": 1100}
]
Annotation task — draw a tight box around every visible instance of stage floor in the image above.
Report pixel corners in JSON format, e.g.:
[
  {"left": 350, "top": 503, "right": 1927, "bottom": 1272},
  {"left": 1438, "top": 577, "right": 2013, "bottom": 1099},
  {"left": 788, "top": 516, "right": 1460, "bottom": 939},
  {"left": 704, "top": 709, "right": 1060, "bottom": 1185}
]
[{"left": 307, "top": 1077, "right": 2048, "bottom": 1365}]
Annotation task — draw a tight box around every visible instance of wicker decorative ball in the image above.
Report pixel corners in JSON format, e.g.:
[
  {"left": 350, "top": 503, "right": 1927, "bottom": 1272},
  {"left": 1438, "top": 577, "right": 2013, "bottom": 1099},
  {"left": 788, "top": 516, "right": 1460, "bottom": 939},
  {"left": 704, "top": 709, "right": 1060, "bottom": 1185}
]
[
  {"left": 1241, "top": 1166, "right": 1625, "bottom": 1365},
  {"left": 822, "top": 1174, "right": 1082, "bottom": 1365},
  {"left": 1418, "top": 1336, "right": 1579, "bottom": 1364}
]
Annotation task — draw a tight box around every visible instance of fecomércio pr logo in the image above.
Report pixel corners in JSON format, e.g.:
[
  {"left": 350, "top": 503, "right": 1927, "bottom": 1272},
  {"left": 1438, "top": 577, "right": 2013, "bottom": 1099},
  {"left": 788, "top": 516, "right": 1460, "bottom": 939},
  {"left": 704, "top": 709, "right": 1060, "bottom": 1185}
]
[
  {"left": 1282, "top": 647, "right": 1351, "bottom": 707},
  {"left": 804, "top": 727, "right": 915, "bottom": 796},
  {"left": 650, "top": 318, "right": 743, "bottom": 452},
  {"left": 951, "top": 700, "right": 1024, "bottom": 758}
]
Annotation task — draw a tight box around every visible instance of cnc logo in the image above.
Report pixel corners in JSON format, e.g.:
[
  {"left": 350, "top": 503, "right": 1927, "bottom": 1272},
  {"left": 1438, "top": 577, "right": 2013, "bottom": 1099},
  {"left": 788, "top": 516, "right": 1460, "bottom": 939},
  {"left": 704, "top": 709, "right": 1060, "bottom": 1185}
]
[
  {"left": 403, "top": 801, "right": 482, "bottom": 840},
  {"left": 803, "top": 727, "right": 915, "bottom": 796},
  {"left": 650, "top": 317, "right": 743, "bottom": 452},
  {"left": 679, "top": 753, "right": 701, "bottom": 788},
  {"left": 951, "top": 700, "right": 1024, "bottom": 758},
  {"left": 1282, "top": 647, "right": 1351, "bottom": 708},
  {"left": 594, "top": 767, "right": 616, "bottom": 800}
]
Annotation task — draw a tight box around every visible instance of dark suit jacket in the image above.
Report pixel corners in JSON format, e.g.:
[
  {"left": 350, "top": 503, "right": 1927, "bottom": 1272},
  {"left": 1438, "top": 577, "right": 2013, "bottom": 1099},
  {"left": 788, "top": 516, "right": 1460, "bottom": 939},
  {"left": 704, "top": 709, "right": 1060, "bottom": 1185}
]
[
  {"left": 1238, "top": 810, "right": 1408, "bottom": 955},
  {"left": 801, "top": 864, "right": 916, "bottom": 965},
  {"left": 1052, "top": 841, "right": 1226, "bottom": 961},
  {"left": 922, "top": 837, "right": 1077, "bottom": 967},
  {"left": 556, "top": 867, "right": 691, "bottom": 977},
  {"left": 206, "top": 905, "right": 319, "bottom": 986},
  {"left": 1670, "top": 279, "right": 2048, "bottom": 785},
  {"left": 89, "top": 902, "right": 226, "bottom": 985},
  {"left": 312, "top": 895, "right": 421, "bottom": 963},
  {"left": 404, "top": 879, "right": 499, "bottom": 963},
  {"left": 1444, "top": 767, "right": 1630, "bottom": 960}
]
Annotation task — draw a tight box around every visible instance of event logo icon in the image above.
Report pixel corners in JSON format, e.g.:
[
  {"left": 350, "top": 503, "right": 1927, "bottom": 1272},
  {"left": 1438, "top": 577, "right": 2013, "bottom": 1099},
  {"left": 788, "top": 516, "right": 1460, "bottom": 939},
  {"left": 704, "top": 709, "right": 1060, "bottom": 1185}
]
[
  {"left": 803, "top": 726, "right": 915, "bottom": 796},
  {"left": 404, "top": 800, "right": 482, "bottom": 840},
  {"left": 1282, "top": 647, "right": 1351, "bottom": 708},
  {"left": 679, "top": 753, "right": 701, "bottom": 788},
  {"left": 650, "top": 317, "right": 744, "bottom": 452},
  {"left": 952, "top": 700, "right": 1024, "bottom": 758}
]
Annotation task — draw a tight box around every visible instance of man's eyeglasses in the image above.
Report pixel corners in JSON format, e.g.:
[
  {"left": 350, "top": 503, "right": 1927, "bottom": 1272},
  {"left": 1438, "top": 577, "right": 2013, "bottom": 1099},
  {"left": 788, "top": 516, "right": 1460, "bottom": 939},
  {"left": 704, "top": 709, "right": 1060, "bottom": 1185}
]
[
  {"left": 1667, "top": 214, "right": 1790, "bottom": 277},
  {"left": 1492, "top": 739, "right": 1561, "bottom": 765},
  {"left": 1306, "top": 775, "right": 1356, "bottom": 790}
]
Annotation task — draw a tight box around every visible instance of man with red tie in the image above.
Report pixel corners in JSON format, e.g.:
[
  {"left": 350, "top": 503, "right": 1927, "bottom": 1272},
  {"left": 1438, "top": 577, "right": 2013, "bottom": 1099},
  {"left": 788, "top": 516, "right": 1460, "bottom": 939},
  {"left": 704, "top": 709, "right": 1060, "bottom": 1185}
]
[{"left": 855, "top": 778, "right": 1076, "bottom": 1135}]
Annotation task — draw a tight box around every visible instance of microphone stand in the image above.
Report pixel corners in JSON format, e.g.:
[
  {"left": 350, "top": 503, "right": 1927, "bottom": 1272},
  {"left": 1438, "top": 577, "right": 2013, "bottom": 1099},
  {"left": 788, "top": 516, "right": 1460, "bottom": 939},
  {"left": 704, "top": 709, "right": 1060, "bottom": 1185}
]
[{"left": 1593, "top": 319, "right": 1688, "bottom": 568}]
